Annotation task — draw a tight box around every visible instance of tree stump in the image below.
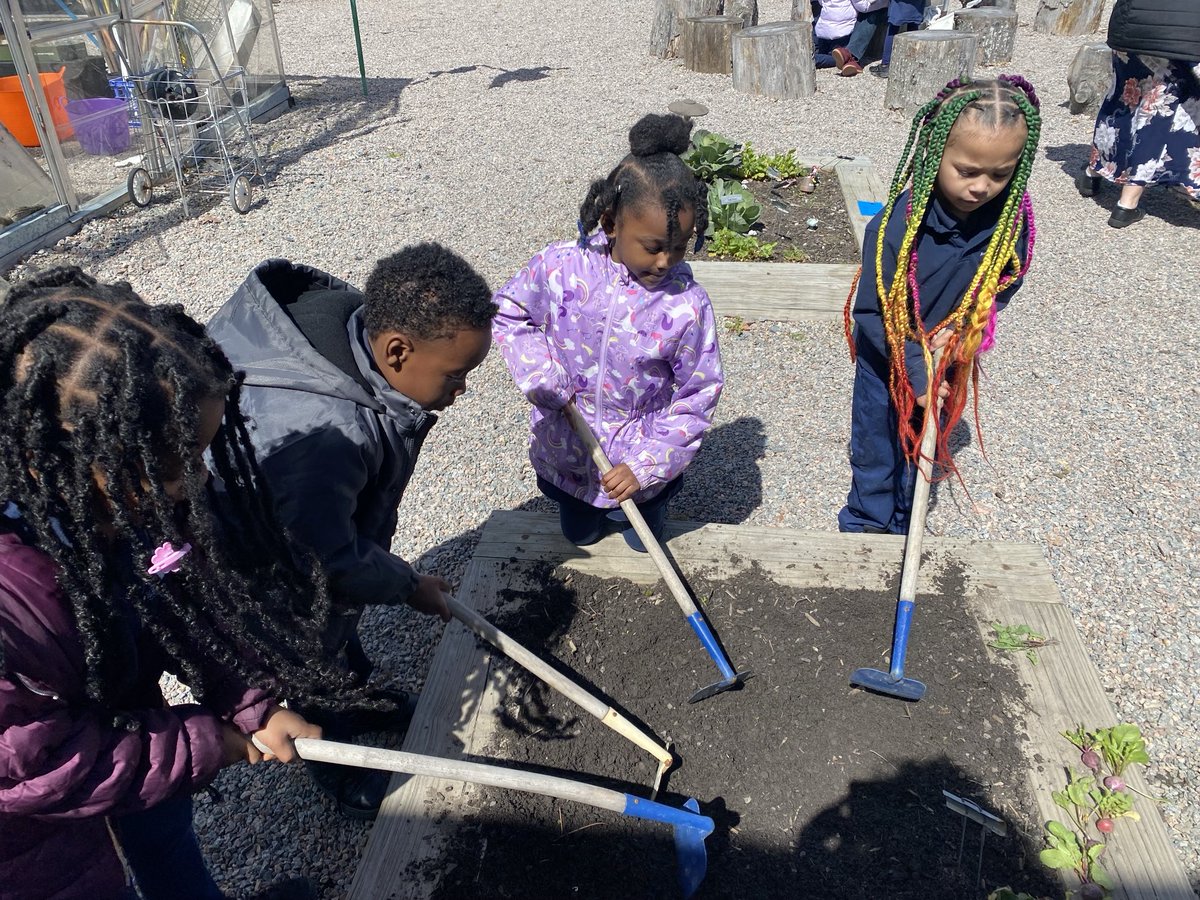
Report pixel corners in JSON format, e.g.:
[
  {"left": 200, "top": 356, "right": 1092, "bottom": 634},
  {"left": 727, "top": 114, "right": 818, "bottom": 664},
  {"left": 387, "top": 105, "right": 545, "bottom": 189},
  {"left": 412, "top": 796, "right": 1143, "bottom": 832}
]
[
  {"left": 682, "top": 15, "right": 745, "bottom": 74},
  {"left": 1033, "top": 0, "right": 1104, "bottom": 36},
  {"left": 650, "top": 0, "right": 722, "bottom": 59},
  {"left": 726, "top": 0, "right": 759, "bottom": 28},
  {"left": 953, "top": 8, "right": 1018, "bottom": 65},
  {"left": 790, "top": 0, "right": 814, "bottom": 23},
  {"left": 884, "top": 31, "right": 977, "bottom": 115},
  {"left": 1066, "top": 42, "right": 1113, "bottom": 115},
  {"left": 732, "top": 21, "right": 816, "bottom": 99}
]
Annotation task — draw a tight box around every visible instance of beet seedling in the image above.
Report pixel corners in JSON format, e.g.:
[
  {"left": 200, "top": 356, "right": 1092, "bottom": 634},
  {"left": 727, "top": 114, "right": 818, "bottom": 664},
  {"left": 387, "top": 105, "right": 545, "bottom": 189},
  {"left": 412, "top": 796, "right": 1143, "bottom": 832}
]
[
  {"left": 988, "top": 622, "right": 1057, "bottom": 665},
  {"left": 1037, "top": 723, "right": 1158, "bottom": 899}
]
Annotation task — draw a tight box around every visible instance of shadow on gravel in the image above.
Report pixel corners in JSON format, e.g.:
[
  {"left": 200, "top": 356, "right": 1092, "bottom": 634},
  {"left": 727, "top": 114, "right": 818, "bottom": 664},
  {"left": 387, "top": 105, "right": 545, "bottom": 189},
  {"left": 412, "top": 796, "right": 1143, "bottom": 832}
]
[
  {"left": 421, "top": 62, "right": 569, "bottom": 89},
  {"left": 1045, "top": 142, "right": 1200, "bottom": 231},
  {"left": 674, "top": 416, "right": 766, "bottom": 526},
  {"left": 39, "top": 74, "right": 416, "bottom": 276}
]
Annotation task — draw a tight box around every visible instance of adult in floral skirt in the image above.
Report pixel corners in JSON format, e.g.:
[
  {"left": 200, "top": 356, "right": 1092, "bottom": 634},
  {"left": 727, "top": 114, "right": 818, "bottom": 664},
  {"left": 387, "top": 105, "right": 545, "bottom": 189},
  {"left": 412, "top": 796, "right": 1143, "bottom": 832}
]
[{"left": 1075, "top": 0, "right": 1200, "bottom": 228}]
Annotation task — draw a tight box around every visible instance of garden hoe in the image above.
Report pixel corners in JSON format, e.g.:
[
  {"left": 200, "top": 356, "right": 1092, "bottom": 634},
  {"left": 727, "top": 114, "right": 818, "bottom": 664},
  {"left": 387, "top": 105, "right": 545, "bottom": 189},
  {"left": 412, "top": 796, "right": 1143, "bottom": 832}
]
[
  {"left": 850, "top": 348, "right": 945, "bottom": 702},
  {"left": 254, "top": 737, "right": 714, "bottom": 898},
  {"left": 442, "top": 592, "right": 675, "bottom": 797},
  {"left": 565, "top": 401, "right": 752, "bottom": 704}
]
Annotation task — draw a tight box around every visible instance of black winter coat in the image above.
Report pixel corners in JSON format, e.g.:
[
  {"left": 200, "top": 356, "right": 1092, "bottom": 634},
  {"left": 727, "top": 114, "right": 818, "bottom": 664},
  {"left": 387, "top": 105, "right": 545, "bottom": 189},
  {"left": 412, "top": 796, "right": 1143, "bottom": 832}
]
[{"left": 1107, "top": 0, "right": 1200, "bottom": 62}]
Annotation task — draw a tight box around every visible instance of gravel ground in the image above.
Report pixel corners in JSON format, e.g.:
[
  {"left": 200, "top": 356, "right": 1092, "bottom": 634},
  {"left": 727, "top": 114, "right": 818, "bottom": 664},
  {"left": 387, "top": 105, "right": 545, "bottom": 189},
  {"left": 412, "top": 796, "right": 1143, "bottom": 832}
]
[{"left": 5, "top": 0, "right": 1198, "bottom": 896}]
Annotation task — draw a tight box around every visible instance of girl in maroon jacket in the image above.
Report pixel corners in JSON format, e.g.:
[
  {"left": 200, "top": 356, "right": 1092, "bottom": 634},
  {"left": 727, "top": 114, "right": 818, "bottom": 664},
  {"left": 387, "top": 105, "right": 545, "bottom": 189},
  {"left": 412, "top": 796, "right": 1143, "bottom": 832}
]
[{"left": 0, "top": 268, "right": 368, "bottom": 899}]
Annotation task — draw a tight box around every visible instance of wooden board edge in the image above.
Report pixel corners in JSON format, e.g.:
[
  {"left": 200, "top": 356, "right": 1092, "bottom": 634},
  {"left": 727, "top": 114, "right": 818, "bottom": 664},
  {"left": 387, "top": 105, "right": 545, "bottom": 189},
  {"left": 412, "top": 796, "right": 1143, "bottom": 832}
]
[{"left": 968, "top": 590, "right": 1194, "bottom": 899}]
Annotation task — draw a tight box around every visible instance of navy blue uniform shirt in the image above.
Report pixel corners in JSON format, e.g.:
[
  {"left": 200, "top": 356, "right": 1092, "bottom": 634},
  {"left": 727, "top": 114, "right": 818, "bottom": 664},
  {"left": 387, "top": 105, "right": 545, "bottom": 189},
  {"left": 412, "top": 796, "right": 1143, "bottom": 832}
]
[{"left": 852, "top": 187, "right": 1029, "bottom": 395}]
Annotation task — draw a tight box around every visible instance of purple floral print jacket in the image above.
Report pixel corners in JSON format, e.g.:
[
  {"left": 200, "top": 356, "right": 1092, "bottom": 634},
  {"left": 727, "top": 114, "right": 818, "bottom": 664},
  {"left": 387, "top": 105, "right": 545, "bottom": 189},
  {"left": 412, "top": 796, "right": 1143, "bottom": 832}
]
[{"left": 493, "top": 232, "right": 724, "bottom": 506}]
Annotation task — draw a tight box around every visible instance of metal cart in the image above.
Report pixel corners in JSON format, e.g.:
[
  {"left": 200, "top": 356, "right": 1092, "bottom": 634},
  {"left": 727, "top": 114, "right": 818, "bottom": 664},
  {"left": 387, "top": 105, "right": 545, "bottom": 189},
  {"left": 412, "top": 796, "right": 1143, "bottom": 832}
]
[{"left": 114, "top": 18, "right": 264, "bottom": 215}]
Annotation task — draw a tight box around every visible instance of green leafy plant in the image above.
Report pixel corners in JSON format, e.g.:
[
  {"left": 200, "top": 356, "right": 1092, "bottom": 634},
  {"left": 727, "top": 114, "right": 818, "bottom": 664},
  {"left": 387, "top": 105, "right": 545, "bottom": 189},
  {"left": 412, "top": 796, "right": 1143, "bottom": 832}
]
[
  {"left": 707, "top": 228, "right": 776, "bottom": 261},
  {"left": 724, "top": 315, "right": 751, "bottom": 335},
  {"left": 739, "top": 142, "right": 808, "bottom": 181},
  {"left": 707, "top": 178, "right": 761, "bottom": 236},
  {"left": 1032, "top": 724, "right": 1159, "bottom": 899},
  {"left": 988, "top": 622, "right": 1057, "bottom": 665},
  {"left": 1039, "top": 817, "right": 1111, "bottom": 898},
  {"left": 682, "top": 130, "right": 742, "bottom": 183},
  {"left": 781, "top": 245, "right": 807, "bottom": 263},
  {"left": 987, "top": 890, "right": 1040, "bottom": 900},
  {"left": 1063, "top": 724, "right": 1151, "bottom": 780}
]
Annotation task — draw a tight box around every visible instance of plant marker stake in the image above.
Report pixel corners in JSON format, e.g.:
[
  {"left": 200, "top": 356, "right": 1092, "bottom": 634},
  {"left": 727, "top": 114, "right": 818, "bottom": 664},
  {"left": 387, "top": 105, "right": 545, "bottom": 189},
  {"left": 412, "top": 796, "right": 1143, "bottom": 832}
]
[
  {"left": 564, "top": 401, "right": 752, "bottom": 704},
  {"left": 253, "top": 737, "right": 714, "bottom": 898},
  {"left": 441, "top": 591, "right": 675, "bottom": 797},
  {"left": 849, "top": 348, "right": 945, "bottom": 702},
  {"left": 943, "top": 790, "right": 1006, "bottom": 888}
]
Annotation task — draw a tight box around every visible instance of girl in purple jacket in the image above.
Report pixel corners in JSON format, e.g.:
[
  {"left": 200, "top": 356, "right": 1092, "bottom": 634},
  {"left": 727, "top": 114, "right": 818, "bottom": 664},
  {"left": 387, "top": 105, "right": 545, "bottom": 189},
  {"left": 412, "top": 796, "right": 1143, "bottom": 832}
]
[
  {"left": 494, "top": 114, "right": 724, "bottom": 552},
  {"left": 0, "top": 269, "right": 371, "bottom": 900}
]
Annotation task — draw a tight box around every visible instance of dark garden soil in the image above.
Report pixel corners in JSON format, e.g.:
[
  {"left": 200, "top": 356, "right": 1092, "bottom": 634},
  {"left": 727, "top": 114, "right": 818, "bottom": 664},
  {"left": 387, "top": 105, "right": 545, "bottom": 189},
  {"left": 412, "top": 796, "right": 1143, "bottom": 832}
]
[
  {"left": 690, "top": 172, "right": 862, "bottom": 265},
  {"left": 418, "top": 560, "right": 1057, "bottom": 900}
]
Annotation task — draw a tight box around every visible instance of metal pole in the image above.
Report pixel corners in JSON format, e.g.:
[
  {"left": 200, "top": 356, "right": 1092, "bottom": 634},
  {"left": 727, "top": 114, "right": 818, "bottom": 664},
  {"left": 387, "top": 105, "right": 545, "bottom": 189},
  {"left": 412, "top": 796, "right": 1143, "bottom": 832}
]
[{"left": 349, "top": 0, "right": 368, "bottom": 96}]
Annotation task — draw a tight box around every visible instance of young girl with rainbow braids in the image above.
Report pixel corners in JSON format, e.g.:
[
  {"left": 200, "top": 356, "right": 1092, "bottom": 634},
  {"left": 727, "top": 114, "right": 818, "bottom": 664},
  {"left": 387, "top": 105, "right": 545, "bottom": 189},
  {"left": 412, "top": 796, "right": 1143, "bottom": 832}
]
[{"left": 838, "top": 76, "right": 1040, "bottom": 535}]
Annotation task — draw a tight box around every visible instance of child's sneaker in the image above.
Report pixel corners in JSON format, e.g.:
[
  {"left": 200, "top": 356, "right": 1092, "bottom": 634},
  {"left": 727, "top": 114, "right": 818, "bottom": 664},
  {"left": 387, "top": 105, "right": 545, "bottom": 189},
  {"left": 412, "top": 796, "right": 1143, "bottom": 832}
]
[
  {"left": 869, "top": 63, "right": 889, "bottom": 78},
  {"left": 832, "top": 48, "right": 862, "bottom": 75}
]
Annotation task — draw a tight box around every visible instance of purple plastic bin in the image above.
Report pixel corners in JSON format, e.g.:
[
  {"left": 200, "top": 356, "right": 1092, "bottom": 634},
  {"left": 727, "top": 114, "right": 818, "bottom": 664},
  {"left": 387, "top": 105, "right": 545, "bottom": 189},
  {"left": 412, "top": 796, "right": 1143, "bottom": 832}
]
[{"left": 65, "top": 97, "right": 131, "bottom": 155}]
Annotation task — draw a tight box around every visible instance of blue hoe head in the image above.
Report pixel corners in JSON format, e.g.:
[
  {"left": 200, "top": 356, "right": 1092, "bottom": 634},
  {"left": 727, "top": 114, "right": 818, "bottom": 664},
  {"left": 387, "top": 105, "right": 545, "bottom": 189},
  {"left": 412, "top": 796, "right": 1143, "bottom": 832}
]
[
  {"left": 849, "top": 667, "right": 926, "bottom": 702},
  {"left": 674, "top": 797, "right": 715, "bottom": 898},
  {"left": 688, "top": 670, "right": 754, "bottom": 704}
]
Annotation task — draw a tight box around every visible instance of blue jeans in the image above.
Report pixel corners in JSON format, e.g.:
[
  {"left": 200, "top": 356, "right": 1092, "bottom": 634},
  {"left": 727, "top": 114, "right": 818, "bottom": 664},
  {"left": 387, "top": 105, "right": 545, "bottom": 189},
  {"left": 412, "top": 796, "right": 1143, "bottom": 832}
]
[
  {"left": 537, "top": 475, "right": 682, "bottom": 550},
  {"left": 113, "top": 791, "right": 223, "bottom": 900},
  {"left": 813, "top": 33, "right": 840, "bottom": 69},
  {"left": 881, "top": 23, "right": 917, "bottom": 66},
  {"left": 837, "top": 357, "right": 920, "bottom": 535},
  {"left": 846, "top": 7, "right": 887, "bottom": 62}
]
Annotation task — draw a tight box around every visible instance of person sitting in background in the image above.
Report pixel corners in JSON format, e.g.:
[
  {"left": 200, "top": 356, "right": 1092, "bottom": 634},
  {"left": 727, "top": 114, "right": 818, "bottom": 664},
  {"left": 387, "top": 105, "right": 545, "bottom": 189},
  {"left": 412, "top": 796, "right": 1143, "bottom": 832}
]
[
  {"left": 832, "top": 0, "right": 890, "bottom": 76},
  {"left": 813, "top": 0, "right": 859, "bottom": 71}
]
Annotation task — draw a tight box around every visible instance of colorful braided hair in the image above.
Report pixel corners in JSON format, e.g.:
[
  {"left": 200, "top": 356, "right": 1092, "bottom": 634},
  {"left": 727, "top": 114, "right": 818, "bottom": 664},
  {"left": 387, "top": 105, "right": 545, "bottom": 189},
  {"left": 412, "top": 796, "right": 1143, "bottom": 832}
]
[{"left": 844, "top": 75, "right": 1040, "bottom": 475}]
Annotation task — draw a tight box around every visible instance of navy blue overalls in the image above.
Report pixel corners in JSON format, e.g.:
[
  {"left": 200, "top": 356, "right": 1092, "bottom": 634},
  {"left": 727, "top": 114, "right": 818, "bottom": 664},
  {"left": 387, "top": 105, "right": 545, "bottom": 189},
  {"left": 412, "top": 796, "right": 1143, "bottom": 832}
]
[{"left": 838, "top": 188, "right": 1027, "bottom": 534}]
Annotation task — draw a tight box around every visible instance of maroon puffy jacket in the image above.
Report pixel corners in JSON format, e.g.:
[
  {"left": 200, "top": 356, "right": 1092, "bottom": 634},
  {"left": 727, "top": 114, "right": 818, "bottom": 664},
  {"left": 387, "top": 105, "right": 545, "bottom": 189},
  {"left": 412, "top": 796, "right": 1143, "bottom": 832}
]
[{"left": 0, "top": 530, "right": 273, "bottom": 899}]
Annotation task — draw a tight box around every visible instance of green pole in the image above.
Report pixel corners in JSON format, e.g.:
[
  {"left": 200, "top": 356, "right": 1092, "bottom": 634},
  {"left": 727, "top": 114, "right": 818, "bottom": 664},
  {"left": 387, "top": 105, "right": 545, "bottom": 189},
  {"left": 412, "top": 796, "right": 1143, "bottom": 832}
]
[{"left": 349, "top": 0, "right": 368, "bottom": 96}]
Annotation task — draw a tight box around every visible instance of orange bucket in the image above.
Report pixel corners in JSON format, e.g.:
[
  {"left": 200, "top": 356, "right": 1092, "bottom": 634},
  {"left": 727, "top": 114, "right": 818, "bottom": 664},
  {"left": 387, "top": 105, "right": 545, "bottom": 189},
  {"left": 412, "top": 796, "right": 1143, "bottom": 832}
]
[{"left": 0, "top": 68, "right": 73, "bottom": 148}]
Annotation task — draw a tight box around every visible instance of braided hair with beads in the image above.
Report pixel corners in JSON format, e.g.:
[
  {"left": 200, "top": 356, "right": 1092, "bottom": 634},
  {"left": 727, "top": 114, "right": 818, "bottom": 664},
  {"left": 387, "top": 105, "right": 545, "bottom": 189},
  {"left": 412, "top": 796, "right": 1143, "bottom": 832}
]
[
  {"left": 578, "top": 113, "right": 709, "bottom": 250},
  {"left": 846, "top": 75, "right": 1040, "bottom": 475},
  {"left": 0, "top": 267, "right": 377, "bottom": 721}
]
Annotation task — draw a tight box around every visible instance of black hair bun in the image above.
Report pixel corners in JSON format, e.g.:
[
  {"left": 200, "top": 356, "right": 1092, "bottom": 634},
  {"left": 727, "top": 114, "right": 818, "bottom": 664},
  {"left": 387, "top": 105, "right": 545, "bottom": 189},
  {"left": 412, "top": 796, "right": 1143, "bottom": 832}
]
[{"left": 629, "top": 113, "right": 692, "bottom": 158}]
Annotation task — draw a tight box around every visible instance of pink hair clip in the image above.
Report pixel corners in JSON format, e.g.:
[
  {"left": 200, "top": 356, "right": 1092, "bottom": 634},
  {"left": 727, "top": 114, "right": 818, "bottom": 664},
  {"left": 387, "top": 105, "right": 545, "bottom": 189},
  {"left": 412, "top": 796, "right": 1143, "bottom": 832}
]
[{"left": 148, "top": 542, "right": 192, "bottom": 576}]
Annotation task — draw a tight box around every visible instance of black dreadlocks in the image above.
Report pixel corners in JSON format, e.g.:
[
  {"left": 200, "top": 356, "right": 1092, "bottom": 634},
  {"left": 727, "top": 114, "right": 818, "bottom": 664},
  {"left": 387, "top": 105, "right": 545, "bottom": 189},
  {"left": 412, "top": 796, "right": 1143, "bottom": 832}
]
[
  {"left": 579, "top": 113, "right": 710, "bottom": 250},
  {"left": 0, "top": 266, "right": 366, "bottom": 716}
]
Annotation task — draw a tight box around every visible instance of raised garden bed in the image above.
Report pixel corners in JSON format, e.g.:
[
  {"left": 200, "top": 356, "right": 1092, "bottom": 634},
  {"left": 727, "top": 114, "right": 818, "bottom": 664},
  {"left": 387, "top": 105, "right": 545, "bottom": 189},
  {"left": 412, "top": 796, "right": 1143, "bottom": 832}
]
[
  {"left": 687, "top": 156, "right": 884, "bottom": 324},
  {"left": 350, "top": 513, "right": 1191, "bottom": 900},
  {"left": 420, "top": 560, "right": 1054, "bottom": 899},
  {"left": 692, "top": 171, "right": 860, "bottom": 265}
]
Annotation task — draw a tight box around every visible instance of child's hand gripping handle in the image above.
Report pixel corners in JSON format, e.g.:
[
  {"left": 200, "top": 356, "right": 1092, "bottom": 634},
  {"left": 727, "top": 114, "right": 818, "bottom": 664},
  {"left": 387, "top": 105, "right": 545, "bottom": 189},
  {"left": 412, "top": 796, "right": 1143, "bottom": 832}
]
[{"left": 563, "top": 401, "right": 699, "bottom": 619}]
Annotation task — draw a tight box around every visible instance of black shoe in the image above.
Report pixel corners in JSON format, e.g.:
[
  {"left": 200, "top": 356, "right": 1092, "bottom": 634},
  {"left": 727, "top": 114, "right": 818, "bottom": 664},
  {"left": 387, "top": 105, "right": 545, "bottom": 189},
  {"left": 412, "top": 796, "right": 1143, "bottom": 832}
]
[
  {"left": 1108, "top": 205, "right": 1146, "bottom": 228},
  {"left": 1074, "top": 167, "right": 1101, "bottom": 197},
  {"left": 307, "top": 761, "right": 391, "bottom": 821},
  {"left": 869, "top": 63, "right": 889, "bottom": 78},
  {"left": 242, "top": 875, "right": 319, "bottom": 900}
]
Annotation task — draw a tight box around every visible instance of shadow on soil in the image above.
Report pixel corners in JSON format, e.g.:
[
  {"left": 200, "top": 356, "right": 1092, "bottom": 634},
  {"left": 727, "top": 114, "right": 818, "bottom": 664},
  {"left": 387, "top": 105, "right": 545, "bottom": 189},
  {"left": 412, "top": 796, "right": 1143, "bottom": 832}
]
[{"left": 415, "top": 755, "right": 1061, "bottom": 900}]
